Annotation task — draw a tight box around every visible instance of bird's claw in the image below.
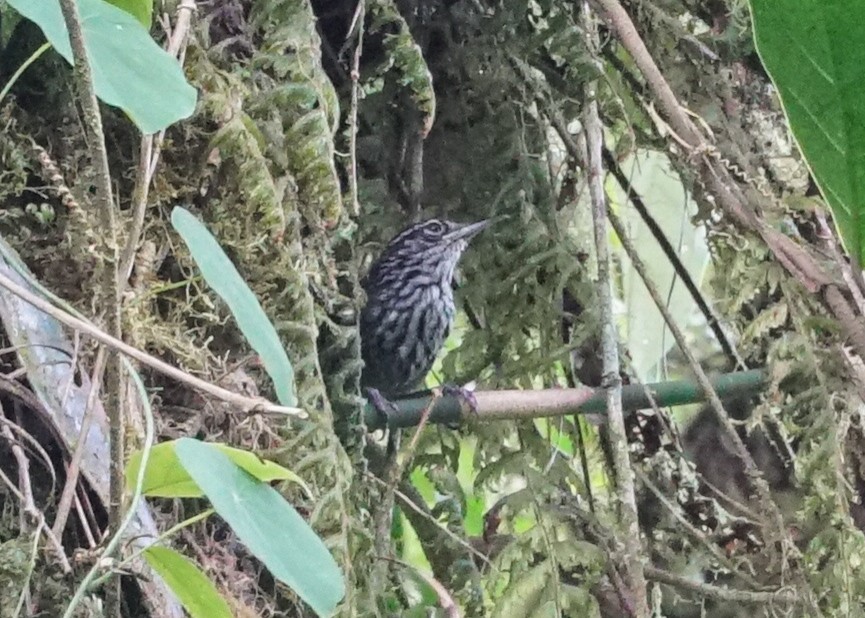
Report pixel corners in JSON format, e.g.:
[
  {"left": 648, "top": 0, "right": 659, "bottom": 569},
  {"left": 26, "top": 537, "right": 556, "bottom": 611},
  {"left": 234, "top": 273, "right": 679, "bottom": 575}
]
[
  {"left": 365, "top": 387, "right": 400, "bottom": 427},
  {"left": 441, "top": 383, "right": 478, "bottom": 416}
]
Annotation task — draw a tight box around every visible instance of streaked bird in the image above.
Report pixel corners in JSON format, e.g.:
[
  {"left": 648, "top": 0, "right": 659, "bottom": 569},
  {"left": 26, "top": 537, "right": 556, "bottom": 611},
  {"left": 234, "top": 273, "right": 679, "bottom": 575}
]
[{"left": 360, "top": 218, "right": 489, "bottom": 398}]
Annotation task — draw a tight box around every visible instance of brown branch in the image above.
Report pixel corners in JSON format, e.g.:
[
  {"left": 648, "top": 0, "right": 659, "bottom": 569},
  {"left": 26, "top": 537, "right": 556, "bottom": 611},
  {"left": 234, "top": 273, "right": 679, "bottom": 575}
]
[
  {"left": 581, "top": 2, "right": 648, "bottom": 612},
  {"left": 119, "top": 0, "right": 197, "bottom": 287},
  {"left": 0, "top": 268, "right": 305, "bottom": 417},
  {"left": 0, "top": 416, "right": 71, "bottom": 573},
  {"left": 605, "top": 206, "right": 782, "bottom": 527},
  {"left": 590, "top": 0, "right": 865, "bottom": 368},
  {"left": 52, "top": 346, "right": 107, "bottom": 539},
  {"left": 347, "top": 0, "right": 365, "bottom": 218}
]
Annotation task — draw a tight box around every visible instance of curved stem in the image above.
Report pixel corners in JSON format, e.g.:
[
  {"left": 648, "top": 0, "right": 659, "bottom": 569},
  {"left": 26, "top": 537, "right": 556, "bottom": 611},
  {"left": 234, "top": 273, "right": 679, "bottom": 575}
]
[{"left": 0, "top": 42, "right": 50, "bottom": 105}]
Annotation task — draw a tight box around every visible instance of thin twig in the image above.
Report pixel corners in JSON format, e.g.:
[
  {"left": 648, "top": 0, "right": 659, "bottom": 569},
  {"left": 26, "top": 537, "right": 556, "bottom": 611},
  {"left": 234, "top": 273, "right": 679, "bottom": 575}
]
[
  {"left": 378, "top": 556, "right": 462, "bottom": 617},
  {"left": 52, "top": 346, "right": 107, "bottom": 539},
  {"left": 605, "top": 207, "right": 781, "bottom": 524},
  {"left": 644, "top": 565, "right": 797, "bottom": 605},
  {"left": 55, "top": 1, "right": 123, "bottom": 613},
  {"left": 364, "top": 473, "right": 494, "bottom": 569},
  {"left": 0, "top": 420, "right": 72, "bottom": 573},
  {"left": 62, "top": 361, "right": 156, "bottom": 618},
  {"left": 0, "top": 415, "right": 56, "bottom": 492},
  {"left": 0, "top": 268, "right": 305, "bottom": 417},
  {"left": 2, "top": 417, "right": 35, "bottom": 526},
  {"left": 119, "top": 136, "right": 154, "bottom": 286},
  {"left": 119, "top": 0, "right": 197, "bottom": 287},
  {"left": 371, "top": 391, "right": 441, "bottom": 598},
  {"left": 581, "top": 3, "right": 648, "bottom": 611},
  {"left": 347, "top": 0, "right": 365, "bottom": 218},
  {"left": 600, "top": 145, "right": 744, "bottom": 370}
]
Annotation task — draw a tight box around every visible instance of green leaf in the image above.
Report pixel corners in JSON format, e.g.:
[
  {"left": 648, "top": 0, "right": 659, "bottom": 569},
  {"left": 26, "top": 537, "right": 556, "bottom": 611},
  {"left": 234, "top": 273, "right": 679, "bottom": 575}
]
[
  {"left": 104, "top": 0, "right": 152, "bottom": 27},
  {"left": 175, "top": 439, "right": 345, "bottom": 617},
  {"left": 171, "top": 207, "right": 297, "bottom": 407},
  {"left": 143, "top": 546, "right": 233, "bottom": 618},
  {"left": 126, "top": 440, "right": 311, "bottom": 498},
  {"left": 750, "top": 0, "right": 865, "bottom": 266},
  {"left": 6, "top": 0, "right": 195, "bottom": 134},
  {"left": 368, "top": 0, "right": 436, "bottom": 135}
]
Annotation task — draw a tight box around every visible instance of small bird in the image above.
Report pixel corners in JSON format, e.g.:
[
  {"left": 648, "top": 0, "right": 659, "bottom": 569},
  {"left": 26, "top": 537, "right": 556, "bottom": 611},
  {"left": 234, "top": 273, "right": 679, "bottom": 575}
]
[{"left": 360, "top": 218, "right": 489, "bottom": 401}]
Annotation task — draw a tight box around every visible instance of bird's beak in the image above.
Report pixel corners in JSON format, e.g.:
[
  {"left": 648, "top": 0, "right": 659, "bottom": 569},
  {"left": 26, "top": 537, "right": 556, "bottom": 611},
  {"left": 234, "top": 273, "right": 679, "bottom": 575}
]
[{"left": 446, "top": 219, "right": 490, "bottom": 243}]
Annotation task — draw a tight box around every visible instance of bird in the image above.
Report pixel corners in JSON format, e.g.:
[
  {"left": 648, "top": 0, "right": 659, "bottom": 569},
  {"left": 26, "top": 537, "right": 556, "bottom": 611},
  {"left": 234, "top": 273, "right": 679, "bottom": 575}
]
[{"left": 360, "top": 218, "right": 489, "bottom": 406}]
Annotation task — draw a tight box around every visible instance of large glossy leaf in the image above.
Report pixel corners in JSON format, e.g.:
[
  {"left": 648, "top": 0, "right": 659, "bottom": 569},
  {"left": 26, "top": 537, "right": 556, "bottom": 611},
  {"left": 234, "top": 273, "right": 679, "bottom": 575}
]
[
  {"left": 6, "top": 0, "right": 195, "bottom": 134},
  {"left": 750, "top": 0, "right": 865, "bottom": 266},
  {"left": 143, "top": 546, "right": 233, "bottom": 618},
  {"left": 126, "top": 440, "right": 310, "bottom": 498},
  {"left": 175, "top": 439, "right": 344, "bottom": 617},
  {"left": 171, "top": 207, "right": 297, "bottom": 407}
]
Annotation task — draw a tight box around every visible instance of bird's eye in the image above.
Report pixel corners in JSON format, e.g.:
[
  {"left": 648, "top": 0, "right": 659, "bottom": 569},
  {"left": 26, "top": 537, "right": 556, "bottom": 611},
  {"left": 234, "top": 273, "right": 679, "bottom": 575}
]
[{"left": 425, "top": 220, "right": 445, "bottom": 235}]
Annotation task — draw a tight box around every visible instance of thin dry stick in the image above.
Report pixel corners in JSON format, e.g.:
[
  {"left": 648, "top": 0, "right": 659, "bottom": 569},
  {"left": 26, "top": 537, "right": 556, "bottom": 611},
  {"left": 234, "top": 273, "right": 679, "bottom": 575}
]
[
  {"left": 591, "top": 0, "right": 865, "bottom": 364},
  {"left": 52, "top": 346, "right": 108, "bottom": 539},
  {"left": 605, "top": 207, "right": 819, "bottom": 608},
  {"left": 371, "top": 391, "right": 441, "bottom": 598},
  {"left": 74, "top": 491, "right": 97, "bottom": 548},
  {"left": 0, "top": 421, "right": 72, "bottom": 573},
  {"left": 119, "top": 0, "right": 196, "bottom": 286},
  {"left": 145, "top": 0, "right": 196, "bottom": 185},
  {"left": 581, "top": 3, "right": 648, "bottom": 612},
  {"left": 0, "top": 415, "right": 56, "bottom": 491},
  {"left": 378, "top": 556, "right": 462, "bottom": 618},
  {"left": 2, "top": 419, "right": 35, "bottom": 528},
  {"left": 605, "top": 208, "right": 779, "bottom": 521},
  {"left": 347, "top": 0, "right": 365, "bottom": 217},
  {"left": 364, "top": 473, "right": 493, "bottom": 569},
  {"left": 119, "top": 136, "right": 153, "bottom": 286},
  {"left": 644, "top": 565, "right": 797, "bottom": 605},
  {"left": 0, "top": 268, "right": 305, "bottom": 417},
  {"left": 55, "top": 1, "right": 123, "bottom": 613}
]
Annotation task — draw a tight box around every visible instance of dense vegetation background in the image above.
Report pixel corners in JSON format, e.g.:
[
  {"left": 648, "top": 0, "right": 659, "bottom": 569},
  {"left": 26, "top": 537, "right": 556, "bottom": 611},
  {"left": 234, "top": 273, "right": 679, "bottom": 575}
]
[{"left": 1, "top": 0, "right": 865, "bottom": 616}]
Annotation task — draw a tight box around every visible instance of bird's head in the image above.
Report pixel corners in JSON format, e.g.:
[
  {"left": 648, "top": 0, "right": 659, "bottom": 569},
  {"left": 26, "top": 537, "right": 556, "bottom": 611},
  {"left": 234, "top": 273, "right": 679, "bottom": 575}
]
[{"left": 372, "top": 218, "right": 489, "bottom": 285}]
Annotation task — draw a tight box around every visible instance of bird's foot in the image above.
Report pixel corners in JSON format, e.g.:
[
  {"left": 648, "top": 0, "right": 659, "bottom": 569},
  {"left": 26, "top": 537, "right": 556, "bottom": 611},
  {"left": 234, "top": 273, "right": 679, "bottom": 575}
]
[
  {"left": 440, "top": 383, "right": 478, "bottom": 425},
  {"left": 365, "top": 387, "right": 400, "bottom": 426}
]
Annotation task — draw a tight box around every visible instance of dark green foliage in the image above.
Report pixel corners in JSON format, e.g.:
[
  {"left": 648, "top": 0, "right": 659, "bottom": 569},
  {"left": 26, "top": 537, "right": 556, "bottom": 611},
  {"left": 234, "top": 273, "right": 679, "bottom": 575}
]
[{"left": 2, "top": 0, "right": 865, "bottom": 615}]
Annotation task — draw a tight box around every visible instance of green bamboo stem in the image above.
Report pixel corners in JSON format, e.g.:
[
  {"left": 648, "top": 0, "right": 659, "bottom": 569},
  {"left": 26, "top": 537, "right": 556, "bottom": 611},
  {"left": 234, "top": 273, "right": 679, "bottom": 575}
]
[{"left": 364, "top": 369, "right": 766, "bottom": 429}]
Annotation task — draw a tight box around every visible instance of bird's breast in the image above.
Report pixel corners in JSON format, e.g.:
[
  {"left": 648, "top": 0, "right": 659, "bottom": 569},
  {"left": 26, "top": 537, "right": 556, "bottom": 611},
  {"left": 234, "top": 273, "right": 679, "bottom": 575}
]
[{"left": 360, "top": 281, "right": 455, "bottom": 394}]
